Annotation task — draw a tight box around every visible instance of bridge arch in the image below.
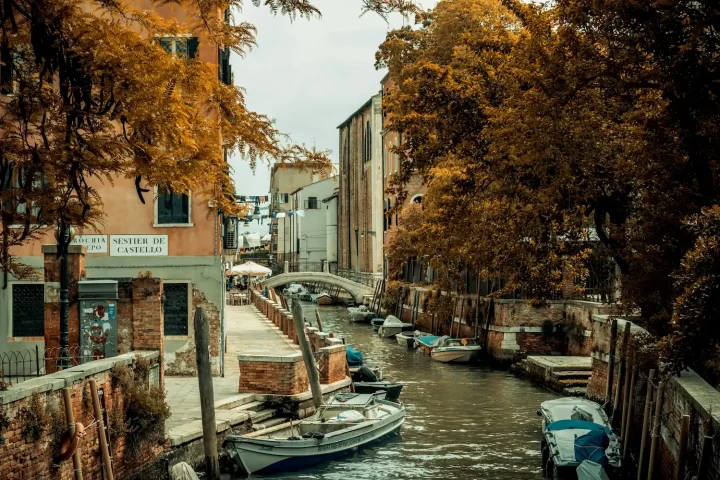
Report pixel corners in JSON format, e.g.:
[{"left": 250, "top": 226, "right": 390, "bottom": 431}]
[{"left": 262, "top": 272, "right": 373, "bottom": 304}]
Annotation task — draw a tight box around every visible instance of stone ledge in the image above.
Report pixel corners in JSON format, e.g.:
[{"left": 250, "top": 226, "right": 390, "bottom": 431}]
[
  {"left": 671, "top": 370, "right": 720, "bottom": 429},
  {"left": 253, "top": 376, "right": 352, "bottom": 403},
  {"left": 0, "top": 351, "right": 159, "bottom": 405},
  {"left": 319, "top": 344, "right": 346, "bottom": 354},
  {"left": 41, "top": 244, "right": 87, "bottom": 255},
  {"left": 238, "top": 353, "right": 303, "bottom": 363}
]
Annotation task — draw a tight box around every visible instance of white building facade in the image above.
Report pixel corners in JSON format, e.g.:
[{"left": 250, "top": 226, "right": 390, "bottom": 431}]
[{"left": 292, "top": 177, "right": 338, "bottom": 267}]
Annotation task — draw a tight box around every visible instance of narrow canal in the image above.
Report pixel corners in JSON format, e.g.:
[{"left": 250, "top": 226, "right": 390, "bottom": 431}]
[{"left": 252, "top": 302, "right": 556, "bottom": 480}]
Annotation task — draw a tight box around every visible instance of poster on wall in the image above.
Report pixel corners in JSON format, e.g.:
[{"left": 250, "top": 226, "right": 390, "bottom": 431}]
[
  {"left": 109, "top": 235, "right": 169, "bottom": 256},
  {"left": 72, "top": 234, "right": 108, "bottom": 253}
]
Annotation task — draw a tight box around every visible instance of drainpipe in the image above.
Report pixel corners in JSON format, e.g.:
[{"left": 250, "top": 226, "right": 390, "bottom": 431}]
[{"left": 346, "top": 128, "right": 351, "bottom": 269}]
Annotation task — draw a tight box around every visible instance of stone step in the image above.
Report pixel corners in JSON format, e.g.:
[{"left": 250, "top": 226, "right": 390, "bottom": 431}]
[
  {"left": 215, "top": 394, "right": 256, "bottom": 410},
  {"left": 231, "top": 400, "right": 266, "bottom": 413},
  {"left": 251, "top": 408, "right": 278, "bottom": 424},
  {"left": 557, "top": 379, "right": 590, "bottom": 388},
  {"left": 562, "top": 387, "right": 588, "bottom": 397},
  {"left": 552, "top": 370, "right": 593, "bottom": 378},
  {"left": 251, "top": 416, "right": 289, "bottom": 431}
]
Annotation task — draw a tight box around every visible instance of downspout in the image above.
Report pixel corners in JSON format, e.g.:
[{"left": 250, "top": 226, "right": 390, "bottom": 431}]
[
  {"left": 346, "top": 127, "right": 351, "bottom": 269},
  {"left": 217, "top": 208, "right": 225, "bottom": 377}
]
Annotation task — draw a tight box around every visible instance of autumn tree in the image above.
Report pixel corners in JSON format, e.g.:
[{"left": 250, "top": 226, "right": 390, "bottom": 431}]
[{"left": 0, "top": 0, "right": 416, "bottom": 278}]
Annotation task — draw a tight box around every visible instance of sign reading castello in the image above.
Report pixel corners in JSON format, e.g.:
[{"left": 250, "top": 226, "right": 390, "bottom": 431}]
[{"left": 109, "top": 235, "right": 169, "bottom": 256}]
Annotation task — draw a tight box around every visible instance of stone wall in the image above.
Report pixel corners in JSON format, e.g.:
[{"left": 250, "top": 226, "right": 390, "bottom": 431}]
[
  {"left": 238, "top": 354, "right": 309, "bottom": 395},
  {"left": 0, "top": 352, "right": 164, "bottom": 480}
]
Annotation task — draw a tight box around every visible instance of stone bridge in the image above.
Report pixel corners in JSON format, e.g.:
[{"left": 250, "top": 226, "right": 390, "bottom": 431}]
[{"left": 261, "top": 271, "right": 374, "bottom": 304}]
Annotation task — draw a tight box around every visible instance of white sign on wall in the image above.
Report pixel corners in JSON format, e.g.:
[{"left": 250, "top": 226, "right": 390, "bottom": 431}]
[
  {"left": 109, "top": 235, "right": 168, "bottom": 256},
  {"left": 72, "top": 235, "right": 108, "bottom": 253}
]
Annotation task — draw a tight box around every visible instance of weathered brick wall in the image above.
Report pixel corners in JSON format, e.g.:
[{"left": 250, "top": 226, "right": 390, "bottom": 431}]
[
  {"left": 0, "top": 352, "right": 163, "bottom": 480},
  {"left": 238, "top": 354, "right": 309, "bottom": 395},
  {"left": 116, "top": 281, "right": 134, "bottom": 354},
  {"left": 318, "top": 345, "right": 347, "bottom": 384},
  {"left": 493, "top": 300, "right": 565, "bottom": 327}
]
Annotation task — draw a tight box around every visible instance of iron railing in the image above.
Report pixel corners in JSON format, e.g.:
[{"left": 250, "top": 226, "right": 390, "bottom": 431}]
[
  {"left": 335, "top": 268, "right": 375, "bottom": 287},
  {"left": 0, "top": 345, "right": 104, "bottom": 386}
]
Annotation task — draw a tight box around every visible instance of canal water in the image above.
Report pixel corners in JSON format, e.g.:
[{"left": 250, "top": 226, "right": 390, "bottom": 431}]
[{"left": 251, "top": 303, "right": 556, "bottom": 480}]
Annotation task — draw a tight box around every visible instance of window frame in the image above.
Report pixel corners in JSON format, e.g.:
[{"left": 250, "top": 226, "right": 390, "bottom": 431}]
[
  {"left": 155, "top": 34, "right": 199, "bottom": 60},
  {"left": 7, "top": 281, "right": 45, "bottom": 340},
  {"left": 153, "top": 186, "right": 194, "bottom": 227},
  {"left": 162, "top": 280, "right": 192, "bottom": 339},
  {"left": 308, "top": 197, "right": 318, "bottom": 210}
]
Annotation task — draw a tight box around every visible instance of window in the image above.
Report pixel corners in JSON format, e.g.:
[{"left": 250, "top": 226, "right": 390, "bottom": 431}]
[
  {"left": 411, "top": 194, "right": 423, "bottom": 204},
  {"left": 281, "top": 193, "right": 289, "bottom": 204},
  {"left": 11, "top": 284, "right": 45, "bottom": 337},
  {"left": 158, "top": 37, "right": 199, "bottom": 60},
  {"left": 163, "top": 282, "right": 189, "bottom": 336},
  {"left": 308, "top": 197, "right": 318, "bottom": 210},
  {"left": 218, "top": 47, "right": 232, "bottom": 85},
  {"left": 2, "top": 162, "right": 46, "bottom": 224},
  {"left": 365, "top": 120, "right": 372, "bottom": 163},
  {"left": 157, "top": 190, "right": 191, "bottom": 225}
]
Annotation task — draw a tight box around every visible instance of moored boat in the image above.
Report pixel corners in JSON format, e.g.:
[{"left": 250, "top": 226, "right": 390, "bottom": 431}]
[
  {"left": 414, "top": 335, "right": 440, "bottom": 355},
  {"left": 222, "top": 393, "right": 405, "bottom": 475},
  {"left": 353, "top": 382, "right": 404, "bottom": 402},
  {"left": 430, "top": 338, "right": 482, "bottom": 364},
  {"left": 347, "top": 305, "right": 374, "bottom": 323},
  {"left": 378, "top": 315, "right": 413, "bottom": 338},
  {"left": 396, "top": 330, "right": 430, "bottom": 348},
  {"left": 312, "top": 293, "right": 334, "bottom": 305},
  {"left": 371, "top": 318, "right": 385, "bottom": 331}
]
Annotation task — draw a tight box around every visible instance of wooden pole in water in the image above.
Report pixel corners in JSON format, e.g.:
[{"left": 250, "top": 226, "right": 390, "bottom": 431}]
[
  {"left": 675, "top": 415, "right": 691, "bottom": 480},
  {"left": 194, "top": 307, "right": 220, "bottom": 480},
  {"left": 637, "top": 369, "right": 656, "bottom": 480},
  {"left": 622, "top": 367, "right": 637, "bottom": 460},
  {"left": 314, "top": 309, "right": 324, "bottom": 332},
  {"left": 62, "top": 387, "right": 83, "bottom": 480},
  {"left": 605, "top": 319, "right": 619, "bottom": 406},
  {"left": 619, "top": 356, "right": 632, "bottom": 433},
  {"left": 292, "top": 298, "right": 323, "bottom": 408},
  {"left": 647, "top": 379, "right": 666, "bottom": 480},
  {"left": 473, "top": 275, "right": 481, "bottom": 339},
  {"left": 89, "top": 378, "right": 114, "bottom": 480},
  {"left": 613, "top": 323, "right": 631, "bottom": 424},
  {"left": 449, "top": 298, "right": 457, "bottom": 337},
  {"left": 692, "top": 435, "right": 713, "bottom": 480},
  {"left": 457, "top": 298, "right": 465, "bottom": 338}
]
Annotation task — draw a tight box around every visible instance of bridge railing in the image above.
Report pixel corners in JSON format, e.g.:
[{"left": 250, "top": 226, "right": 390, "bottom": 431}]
[
  {"left": 289, "top": 261, "right": 324, "bottom": 273},
  {"left": 283, "top": 261, "right": 376, "bottom": 287},
  {"left": 335, "top": 268, "right": 375, "bottom": 287}
]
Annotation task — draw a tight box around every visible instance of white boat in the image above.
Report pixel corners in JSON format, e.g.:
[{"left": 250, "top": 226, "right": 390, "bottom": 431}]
[
  {"left": 396, "top": 330, "right": 429, "bottom": 348},
  {"left": 347, "top": 305, "right": 374, "bottom": 323},
  {"left": 222, "top": 393, "right": 405, "bottom": 475},
  {"left": 283, "top": 283, "right": 307, "bottom": 296},
  {"left": 378, "top": 315, "right": 413, "bottom": 338},
  {"left": 430, "top": 338, "right": 482, "bottom": 363}
]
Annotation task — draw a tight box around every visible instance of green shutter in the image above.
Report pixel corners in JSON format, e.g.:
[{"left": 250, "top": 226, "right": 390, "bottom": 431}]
[{"left": 187, "top": 37, "right": 199, "bottom": 59}]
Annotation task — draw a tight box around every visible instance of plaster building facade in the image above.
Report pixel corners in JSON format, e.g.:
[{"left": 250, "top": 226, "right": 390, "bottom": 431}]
[
  {"left": 291, "top": 177, "right": 338, "bottom": 267},
  {"left": 1, "top": 2, "right": 233, "bottom": 377}
]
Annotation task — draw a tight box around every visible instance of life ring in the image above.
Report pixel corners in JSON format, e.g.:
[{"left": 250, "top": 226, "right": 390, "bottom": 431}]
[{"left": 58, "top": 422, "right": 85, "bottom": 461}]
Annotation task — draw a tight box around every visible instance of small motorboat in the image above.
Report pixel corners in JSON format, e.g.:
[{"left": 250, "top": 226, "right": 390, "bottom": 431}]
[
  {"left": 347, "top": 305, "right": 375, "bottom": 323},
  {"left": 430, "top": 337, "right": 482, "bottom": 364},
  {"left": 378, "top": 316, "right": 413, "bottom": 338},
  {"left": 354, "top": 382, "right": 404, "bottom": 402},
  {"left": 396, "top": 330, "right": 429, "bottom": 348},
  {"left": 414, "top": 335, "right": 440, "bottom": 355},
  {"left": 538, "top": 398, "right": 622, "bottom": 478},
  {"left": 371, "top": 318, "right": 385, "bottom": 331},
  {"left": 346, "top": 346, "right": 364, "bottom": 368},
  {"left": 222, "top": 393, "right": 405, "bottom": 475},
  {"left": 312, "top": 293, "right": 334, "bottom": 305}
]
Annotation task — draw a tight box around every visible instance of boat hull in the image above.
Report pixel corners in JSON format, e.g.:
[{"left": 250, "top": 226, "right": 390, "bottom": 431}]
[
  {"left": 431, "top": 347, "right": 481, "bottom": 364},
  {"left": 353, "top": 382, "right": 403, "bottom": 402},
  {"left": 226, "top": 403, "right": 405, "bottom": 474},
  {"left": 396, "top": 333, "right": 416, "bottom": 348},
  {"left": 316, "top": 295, "right": 333, "bottom": 305}
]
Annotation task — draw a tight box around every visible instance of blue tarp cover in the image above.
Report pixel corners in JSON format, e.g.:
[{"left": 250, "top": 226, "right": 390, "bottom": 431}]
[
  {"left": 546, "top": 420, "right": 611, "bottom": 434},
  {"left": 574, "top": 430, "right": 610, "bottom": 468},
  {"left": 346, "top": 346, "right": 363, "bottom": 367}
]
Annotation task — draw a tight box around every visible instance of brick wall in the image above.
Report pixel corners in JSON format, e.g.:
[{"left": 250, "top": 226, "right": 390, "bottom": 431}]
[
  {"left": 0, "top": 352, "right": 163, "bottom": 480},
  {"left": 238, "top": 354, "right": 309, "bottom": 395},
  {"left": 318, "top": 345, "right": 347, "bottom": 384},
  {"left": 116, "top": 281, "right": 134, "bottom": 354}
]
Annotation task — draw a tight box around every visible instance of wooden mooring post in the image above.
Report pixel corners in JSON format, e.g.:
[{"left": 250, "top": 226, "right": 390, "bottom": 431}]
[
  {"left": 62, "top": 387, "right": 83, "bottom": 480},
  {"left": 292, "top": 297, "right": 323, "bottom": 408},
  {"left": 605, "top": 319, "right": 619, "bottom": 406},
  {"left": 636, "top": 369, "right": 656, "bottom": 480},
  {"left": 675, "top": 414, "right": 691, "bottom": 480},
  {"left": 622, "top": 367, "right": 637, "bottom": 461},
  {"left": 613, "top": 323, "right": 631, "bottom": 426},
  {"left": 647, "top": 379, "right": 666, "bottom": 480},
  {"left": 194, "top": 307, "right": 220, "bottom": 480}
]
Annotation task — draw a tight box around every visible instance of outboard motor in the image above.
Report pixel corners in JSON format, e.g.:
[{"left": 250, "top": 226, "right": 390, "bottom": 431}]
[{"left": 352, "top": 365, "right": 378, "bottom": 382}]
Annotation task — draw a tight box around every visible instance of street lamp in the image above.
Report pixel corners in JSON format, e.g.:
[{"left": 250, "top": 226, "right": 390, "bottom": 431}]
[{"left": 54, "top": 221, "right": 75, "bottom": 370}]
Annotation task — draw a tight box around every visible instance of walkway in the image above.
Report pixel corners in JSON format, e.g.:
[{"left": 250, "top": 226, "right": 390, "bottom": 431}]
[{"left": 165, "top": 305, "right": 299, "bottom": 443}]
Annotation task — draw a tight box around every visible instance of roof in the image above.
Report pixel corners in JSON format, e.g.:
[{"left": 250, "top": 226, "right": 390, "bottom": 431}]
[
  {"left": 322, "top": 190, "right": 339, "bottom": 203},
  {"left": 337, "top": 93, "right": 381, "bottom": 129}
]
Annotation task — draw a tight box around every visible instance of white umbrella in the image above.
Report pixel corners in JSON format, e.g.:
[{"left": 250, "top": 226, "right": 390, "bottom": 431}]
[{"left": 230, "top": 261, "right": 272, "bottom": 276}]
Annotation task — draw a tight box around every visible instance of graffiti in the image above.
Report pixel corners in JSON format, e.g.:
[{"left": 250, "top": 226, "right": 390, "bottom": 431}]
[{"left": 80, "top": 300, "right": 117, "bottom": 359}]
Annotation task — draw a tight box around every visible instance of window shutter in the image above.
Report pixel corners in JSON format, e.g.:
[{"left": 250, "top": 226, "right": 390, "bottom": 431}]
[{"left": 187, "top": 37, "right": 199, "bottom": 59}]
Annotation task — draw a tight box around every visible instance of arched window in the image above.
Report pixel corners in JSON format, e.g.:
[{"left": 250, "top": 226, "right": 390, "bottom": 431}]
[{"left": 411, "top": 194, "right": 423, "bottom": 204}]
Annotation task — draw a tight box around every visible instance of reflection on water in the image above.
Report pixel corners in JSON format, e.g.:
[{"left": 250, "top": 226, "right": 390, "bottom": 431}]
[{"left": 248, "top": 303, "right": 556, "bottom": 480}]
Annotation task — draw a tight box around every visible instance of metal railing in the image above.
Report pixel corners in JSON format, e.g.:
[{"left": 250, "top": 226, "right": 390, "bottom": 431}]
[
  {"left": 335, "top": 268, "right": 375, "bottom": 287},
  {"left": 289, "top": 261, "right": 324, "bottom": 273},
  {"left": 1, "top": 345, "right": 104, "bottom": 386}
]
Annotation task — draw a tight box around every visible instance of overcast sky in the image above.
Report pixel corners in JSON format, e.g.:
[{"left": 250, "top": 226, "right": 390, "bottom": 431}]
[{"left": 228, "top": 1, "right": 424, "bottom": 197}]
